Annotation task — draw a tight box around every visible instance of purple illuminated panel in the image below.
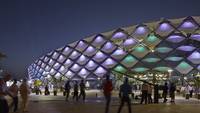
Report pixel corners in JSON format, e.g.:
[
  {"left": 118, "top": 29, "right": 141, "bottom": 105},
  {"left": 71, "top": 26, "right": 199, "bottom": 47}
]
[
  {"left": 197, "top": 65, "right": 200, "bottom": 71},
  {"left": 65, "top": 71, "right": 74, "bottom": 78},
  {"left": 94, "top": 67, "right": 107, "bottom": 77},
  {"left": 71, "top": 64, "right": 81, "bottom": 72},
  {"left": 64, "top": 59, "right": 73, "bottom": 67},
  {"left": 69, "top": 51, "right": 80, "bottom": 59},
  {"left": 84, "top": 46, "right": 96, "bottom": 56},
  {"left": 41, "top": 63, "right": 46, "bottom": 68},
  {"left": 122, "top": 38, "right": 137, "bottom": 48},
  {"left": 92, "top": 35, "right": 106, "bottom": 47},
  {"left": 93, "top": 51, "right": 107, "bottom": 62},
  {"left": 39, "top": 68, "right": 43, "bottom": 73},
  {"left": 112, "top": 32, "right": 127, "bottom": 40},
  {"left": 48, "top": 59, "right": 55, "bottom": 66},
  {"left": 157, "top": 22, "right": 173, "bottom": 32},
  {"left": 58, "top": 55, "right": 66, "bottom": 63},
  {"left": 59, "top": 66, "right": 68, "bottom": 74},
  {"left": 102, "top": 42, "right": 116, "bottom": 53},
  {"left": 77, "top": 55, "right": 88, "bottom": 65},
  {"left": 177, "top": 45, "right": 195, "bottom": 52},
  {"left": 52, "top": 52, "right": 59, "bottom": 59},
  {"left": 45, "top": 65, "right": 51, "bottom": 72},
  {"left": 190, "top": 34, "right": 200, "bottom": 41},
  {"left": 179, "top": 21, "right": 198, "bottom": 29},
  {"left": 50, "top": 68, "right": 56, "bottom": 75},
  {"left": 53, "top": 62, "right": 61, "bottom": 69},
  {"left": 62, "top": 47, "right": 72, "bottom": 56},
  {"left": 102, "top": 58, "right": 117, "bottom": 68},
  {"left": 166, "top": 35, "right": 185, "bottom": 43},
  {"left": 187, "top": 51, "right": 200, "bottom": 64},
  {"left": 111, "top": 49, "right": 127, "bottom": 60},
  {"left": 134, "top": 26, "right": 148, "bottom": 35},
  {"left": 76, "top": 41, "right": 88, "bottom": 52},
  {"left": 78, "top": 68, "right": 89, "bottom": 78},
  {"left": 44, "top": 57, "right": 49, "bottom": 62},
  {"left": 86, "top": 60, "right": 97, "bottom": 71},
  {"left": 38, "top": 60, "right": 42, "bottom": 65},
  {"left": 55, "top": 73, "right": 61, "bottom": 79}
]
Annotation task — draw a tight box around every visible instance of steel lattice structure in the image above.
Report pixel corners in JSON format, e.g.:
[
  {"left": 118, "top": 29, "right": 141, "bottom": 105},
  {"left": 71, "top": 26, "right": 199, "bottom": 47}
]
[{"left": 28, "top": 16, "right": 200, "bottom": 83}]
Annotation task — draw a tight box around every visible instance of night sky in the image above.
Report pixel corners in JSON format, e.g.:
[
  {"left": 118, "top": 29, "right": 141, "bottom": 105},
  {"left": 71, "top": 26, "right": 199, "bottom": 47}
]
[{"left": 0, "top": 0, "right": 200, "bottom": 79}]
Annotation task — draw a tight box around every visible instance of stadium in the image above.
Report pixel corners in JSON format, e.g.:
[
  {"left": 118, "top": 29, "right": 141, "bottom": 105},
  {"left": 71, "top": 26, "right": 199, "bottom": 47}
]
[{"left": 28, "top": 16, "right": 200, "bottom": 87}]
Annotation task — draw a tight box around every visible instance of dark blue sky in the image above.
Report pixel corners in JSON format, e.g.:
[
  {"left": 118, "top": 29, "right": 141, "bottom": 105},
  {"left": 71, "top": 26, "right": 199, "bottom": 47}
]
[{"left": 0, "top": 0, "right": 200, "bottom": 78}]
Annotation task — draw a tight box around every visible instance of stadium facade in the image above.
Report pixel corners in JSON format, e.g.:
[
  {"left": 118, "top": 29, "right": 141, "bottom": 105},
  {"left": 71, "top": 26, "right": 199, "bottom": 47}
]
[{"left": 28, "top": 16, "right": 200, "bottom": 85}]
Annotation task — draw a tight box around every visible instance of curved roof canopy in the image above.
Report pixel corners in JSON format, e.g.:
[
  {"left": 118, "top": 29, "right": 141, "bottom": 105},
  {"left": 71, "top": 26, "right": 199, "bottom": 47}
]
[{"left": 28, "top": 16, "right": 200, "bottom": 82}]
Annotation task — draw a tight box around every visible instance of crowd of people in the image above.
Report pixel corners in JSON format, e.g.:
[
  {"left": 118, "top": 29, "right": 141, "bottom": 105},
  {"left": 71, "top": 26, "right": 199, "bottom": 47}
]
[
  {"left": 0, "top": 73, "right": 30, "bottom": 113},
  {"left": 63, "top": 79, "right": 86, "bottom": 102},
  {"left": 1, "top": 72, "right": 199, "bottom": 113},
  {"left": 33, "top": 76, "right": 199, "bottom": 113}
]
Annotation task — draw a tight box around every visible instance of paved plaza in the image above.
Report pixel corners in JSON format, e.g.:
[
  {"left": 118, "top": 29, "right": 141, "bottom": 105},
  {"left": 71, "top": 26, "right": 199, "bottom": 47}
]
[{"left": 10, "top": 91, "right": 200, "bottom": 113}]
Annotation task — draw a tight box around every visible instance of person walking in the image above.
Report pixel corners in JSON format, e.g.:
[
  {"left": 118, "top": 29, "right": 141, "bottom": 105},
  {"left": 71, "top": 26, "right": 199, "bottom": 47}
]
[
  {"left": 19, "top": 79, "right": 30, "bottom": 112},
  {"left": 9, "top": 79, "right": 19, "bottom": 112},
  {"left": 189, "top": 85, "right": 194, "bottom": 98},
  {"left": 44, "top": 85, "right": 50, "bottom": 95},
  {"left": 140, "top": 82, "right": 148, "bottom": 104},
  {"left": 169, "top": 83, "right": 176, "bottom": 103},
  {"left": 103, "top": 75, "right": 113, "bottom": 113},
  {"left": 65, "top": 80, "right": 71, "bottom": 101},
  {"left": 117, "top": 77, "right": 132, "bottom": 113},
  {"left": 147, "top": 84, "right": 153, "bottom": 104},
  {"left": 73, "top": 81, "right": 79, "bottom": 101},
  {"left": 185, "top": 84, "right": 191, "bottom": 100},
  {"left": 163, "top": 82, "right": 168, "bottom": 103},
  {"left": 0, "top": 74, "right": 12, "bottom": 113},
  {"left": 154, "top": 84, "right": 159, "bottom": 103},
  {"left": 79, "top": 80, "right": 86, "bottom": 101}
]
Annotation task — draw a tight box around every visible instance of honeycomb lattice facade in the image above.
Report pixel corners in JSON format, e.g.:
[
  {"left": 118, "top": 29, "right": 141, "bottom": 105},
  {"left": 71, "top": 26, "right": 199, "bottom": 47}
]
[{"left": 28, "top": 16, "right": 200, "bottom": 83}]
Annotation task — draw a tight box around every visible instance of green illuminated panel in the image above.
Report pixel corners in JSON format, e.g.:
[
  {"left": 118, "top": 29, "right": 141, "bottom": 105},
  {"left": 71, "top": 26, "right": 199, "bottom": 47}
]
[
  {"left": 134, "top": 45, "right": 147, "bottom": 53},
  {"left": 121, "top": 55, "right": 138, "bottom": 67},
  {"left": 132, "top": 44, "right": 149, "bottom": 58},
  {"left": 165, "top": 57, "right": 183, "bottom": 61},
  {"left": 147, "top": 34, "right": 158, "bottom": 43},
  {"left": 155, "top": 47, "right": 172, "bottom": 53},
  {"left": 177, "top": 61, "right": 191, "bottom": 69},
  {"left": 122, "top": 55, "right": 137, "bottom": 64},
  {"left": 142, "top": 58, "right": 160, "bottom": 63},
  {"left": 153, "top": 67, "right": 172, "bottom": 72},
  {"left": 175, "top": 61, "right": 193, "bottom": 74},
  {"left": 113, "top": 65, "right": 127, "bottom": 73},
  {"left": 132, "top": 67, "right": 149, "bottom": 72}
]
